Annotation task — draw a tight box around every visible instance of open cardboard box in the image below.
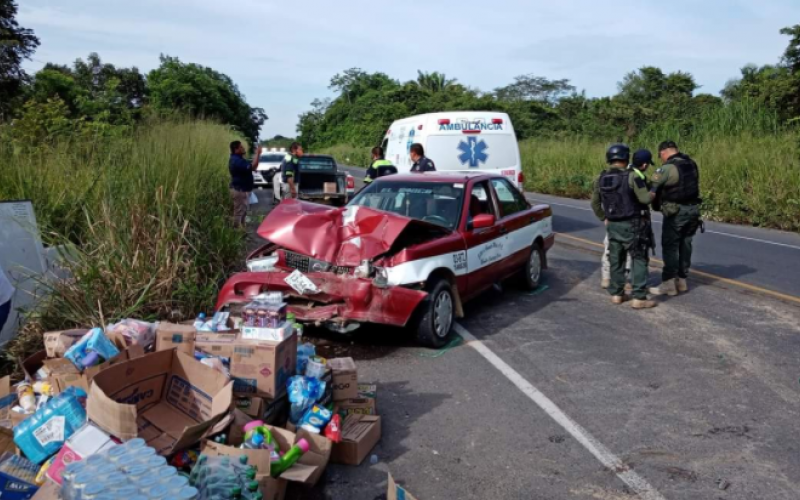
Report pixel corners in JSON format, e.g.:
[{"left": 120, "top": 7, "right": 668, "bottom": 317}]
[
  {"left": 87, "top": 350, "right": 233, "bottom": 455},
  {"left": 155, "top": 322, "right": 196, "bottom": 356},
  {"left": 43, "top": 329, "right": 89, "bottom": 358},
  {"left": 331, "top": 414, "right": 381, "bottom": 465},
  {"left": 203, "top": 425, "right": 331, "bottom": 500}
]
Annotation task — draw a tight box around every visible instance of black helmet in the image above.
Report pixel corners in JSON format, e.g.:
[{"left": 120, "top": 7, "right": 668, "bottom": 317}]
[{"left": 606, "top": 144, "right": 630, "bottom": 164}]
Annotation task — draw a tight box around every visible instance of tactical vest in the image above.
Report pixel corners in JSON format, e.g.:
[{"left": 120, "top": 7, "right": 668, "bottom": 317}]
[
  {"left": 662, "top": 154, "right": 700, "bottom": 204},
  {"left": 599, "top": 169, "right": 647, "bottom": 221}
]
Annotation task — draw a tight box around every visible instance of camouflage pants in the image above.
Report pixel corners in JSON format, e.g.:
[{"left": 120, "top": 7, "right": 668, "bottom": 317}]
[
  {"left": 602, "top": 235, "right": 631, "bottom": 282},
  {"left": 607, "top": 220, "right": 650, "bottom": 300},
  {"left": 661, "top": 205, "right": 701, "bottom": 281}
]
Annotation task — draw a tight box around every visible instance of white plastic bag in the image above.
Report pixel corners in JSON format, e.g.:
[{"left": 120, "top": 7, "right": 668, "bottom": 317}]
[{"left": 249, "top": 192, "right": 259, "bottom": 205}]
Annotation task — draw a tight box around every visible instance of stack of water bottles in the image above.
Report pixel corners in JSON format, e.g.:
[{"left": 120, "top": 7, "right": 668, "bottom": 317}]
[
  {"left": 60, "top": 438, "right": 199, "bottom": 500},
  {"left": 189, "top": 454, "right": 263, "bottom": 500}
]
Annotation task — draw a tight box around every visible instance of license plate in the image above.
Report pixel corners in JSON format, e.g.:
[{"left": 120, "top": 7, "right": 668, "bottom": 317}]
[{"left": 284, "top": 269, "right": 320, "bottom": 295}]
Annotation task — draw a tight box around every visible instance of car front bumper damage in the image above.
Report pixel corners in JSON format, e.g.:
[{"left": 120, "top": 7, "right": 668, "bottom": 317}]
[{"left": 216, "top": 271, "right": 427, "bottom": 329}]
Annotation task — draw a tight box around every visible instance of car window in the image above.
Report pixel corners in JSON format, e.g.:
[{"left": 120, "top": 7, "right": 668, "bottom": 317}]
[
  {"left": 468, "top": 181, "right": 497, "bottom": 217},
  {"left": 299, "top": 157, "right": 337, "bottom": 171},
  {"left": 260, "top": 154, "right": 284, "bottom": 163},
  {"left": 349, "top": 181, "right": 465, "bottom": 230},
  {"left": 490, "top": 178, "right": 529, "bottom": 217}
]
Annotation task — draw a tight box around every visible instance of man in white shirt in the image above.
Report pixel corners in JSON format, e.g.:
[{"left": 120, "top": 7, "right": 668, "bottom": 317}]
[{"left": 0, "top": 263, "right": 14, "bottom": 333}]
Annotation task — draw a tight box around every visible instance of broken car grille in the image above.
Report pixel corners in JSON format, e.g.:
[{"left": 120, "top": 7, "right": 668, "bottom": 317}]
[{"left": 283, "top": 251, "right": 351, "bottom": 275}]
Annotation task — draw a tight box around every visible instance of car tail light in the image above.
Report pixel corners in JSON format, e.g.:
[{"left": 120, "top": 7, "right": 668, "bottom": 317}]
[
  {"left": 438, "top": 119, "right": 450, "bottom": 125},
  {"left": 347, "top": 175, "right": 355, "bottom": 189},
  {"left": 518, "top": 171, "right": 525, "bottom": 189},
  {"left": 492, "top": 118, "right": 504, "bottom": 124}
]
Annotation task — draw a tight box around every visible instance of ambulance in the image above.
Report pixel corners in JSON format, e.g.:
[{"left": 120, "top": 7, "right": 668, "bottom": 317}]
[{"left": 381, "top": 111, "right": 525, "bottom": 190}]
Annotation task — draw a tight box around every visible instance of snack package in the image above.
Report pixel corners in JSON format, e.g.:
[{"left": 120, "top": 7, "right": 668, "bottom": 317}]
[
  {"left": 64, "top": 328, "right": 120, "bottom": 369},
  {"left": 324, "top": 414, "right": 342, "bottom": 443},
  {"left": 106, "top": 319, "right": 157, "bottom": 347},
  {"left": 299, "top": 405, "right": 333, "bottom": 434}
]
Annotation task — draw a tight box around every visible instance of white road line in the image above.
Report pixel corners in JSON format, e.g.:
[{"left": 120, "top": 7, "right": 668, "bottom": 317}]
[
  {"left": 528, "top": 198, "right": 800, "bottom": 251},
  {"left": 454, "top": 323, "right": 668, "bottom": 500}
]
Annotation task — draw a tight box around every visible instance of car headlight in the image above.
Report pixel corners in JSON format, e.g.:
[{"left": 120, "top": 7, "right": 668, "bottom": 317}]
[{"left": 247, "top": 255, "right": 279, "bottom": 272}]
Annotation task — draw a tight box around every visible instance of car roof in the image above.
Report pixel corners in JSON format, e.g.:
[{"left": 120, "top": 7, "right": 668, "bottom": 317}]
[
  {"left": 301, "top": 154, "right": 335, "bottom": 161},
  {"left": 373, "top": 172, "right": 502, "bottom": 183}
]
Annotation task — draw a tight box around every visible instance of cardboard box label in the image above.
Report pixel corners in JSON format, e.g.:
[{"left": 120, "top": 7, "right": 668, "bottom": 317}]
[
  {"left": 166, "top": 375, "right": 213, "bottom": 422},
  {"left": 230, "top": 334, "right": 297, "bottom": 398}
]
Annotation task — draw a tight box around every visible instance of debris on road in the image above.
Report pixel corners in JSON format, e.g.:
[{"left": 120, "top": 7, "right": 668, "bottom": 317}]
[{"left": 4, "top": 291, "right": 385, "bottom": 499}]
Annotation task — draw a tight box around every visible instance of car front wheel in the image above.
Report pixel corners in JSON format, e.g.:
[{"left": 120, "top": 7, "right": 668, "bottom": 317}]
[
  {"left": 521, "top": 243, "right": 543, "bottom": 291},
  {"left": 414, "top": 278, "right": 455, "bottom": 348}
]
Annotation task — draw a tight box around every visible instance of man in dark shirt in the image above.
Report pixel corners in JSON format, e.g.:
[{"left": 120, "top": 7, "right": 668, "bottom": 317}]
[
  {"left": 229, "top": 141, "right": 261, "bottom": 227},
  {"left": 409, "top": 143, "right": 436, "bottom": 173}
]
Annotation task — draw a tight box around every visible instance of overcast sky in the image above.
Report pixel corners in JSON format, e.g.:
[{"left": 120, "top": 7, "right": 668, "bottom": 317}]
[{"left": 19, "top": 0, "right": 800, "bottom": 138}]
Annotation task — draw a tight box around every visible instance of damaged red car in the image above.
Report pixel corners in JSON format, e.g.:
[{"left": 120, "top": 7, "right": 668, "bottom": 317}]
[{"left": 216, "top": 172, "right": 555, "bottom": 347}]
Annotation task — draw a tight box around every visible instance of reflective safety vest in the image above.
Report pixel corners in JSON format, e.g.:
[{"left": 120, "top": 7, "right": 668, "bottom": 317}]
[
  {"left": 599, "top": 169, "right": 648, "bottom": 221},
  {"left": 365, "top": 159, "right": 396, "bottom": 183},
  {"left": 662, "top": 154, "right": 700, "bottom": 204}
]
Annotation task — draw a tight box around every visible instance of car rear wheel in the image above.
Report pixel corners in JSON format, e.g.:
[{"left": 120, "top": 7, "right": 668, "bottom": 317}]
[
  {"left": 414, "top": 278, "right": 455, "bottom": 348},
  {"left": 521, "top": 243, "right": 543, "bottom": 291}
]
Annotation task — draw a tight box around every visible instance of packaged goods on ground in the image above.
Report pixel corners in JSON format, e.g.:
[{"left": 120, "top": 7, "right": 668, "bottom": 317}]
[
  {"left": 13, "top": 387, "right": 87, "bottom": 464},
  {"left": 106, "top": 319, "right": 157, "bottom": 347},
  {"left": 155, "top": 322, "right": 196, "bottom": 355},
  {"left": 0, "top": 452, "right": 39, "bottom": 499},
  {"left": 330, "top": 415, "right": 381, "bottom": 466},
  {"left": 334, "top": 383, "right": 378, "bottom": 418},
  {"left": 327, "top": 357, "right": 358, "bottom": 401},
  {"left": 87, "top": 350, "right": 233, "bottom": 456},
  {"left": 230, "top": 333, "right": 297, "bottom": 399}
]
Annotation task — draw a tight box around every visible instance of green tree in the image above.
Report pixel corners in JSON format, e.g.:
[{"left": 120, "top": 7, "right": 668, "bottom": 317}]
[
  {"left": 780, "top": 24, "right": 800, "bottom": 72},
  {"left": 413, "top": 71, "right": 458, "bottom": 93},
  {"left": 0, "top": 0, "right": 40, "bottom": 119},
  {"left": 148, "top": 55, "right": 266, "bottom": 143},
  {"left": 494, "top": 74, "right": 575, "bottom": 106}
]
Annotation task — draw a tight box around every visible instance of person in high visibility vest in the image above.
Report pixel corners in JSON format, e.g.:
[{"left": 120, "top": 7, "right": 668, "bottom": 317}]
[{"left": 364, "top": 146, "right": 397, "bottom": 184}]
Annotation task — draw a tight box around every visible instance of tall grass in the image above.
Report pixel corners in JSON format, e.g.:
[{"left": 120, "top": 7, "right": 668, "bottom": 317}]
[
  {"left": 317, "top": 144, "right": 371, "bottom": 168},
  {"left": 0, "top": 119, "right": 245, "bottom": 370},
  {"left": 522, "top": 102, "right": 800, "bottom": 231}
]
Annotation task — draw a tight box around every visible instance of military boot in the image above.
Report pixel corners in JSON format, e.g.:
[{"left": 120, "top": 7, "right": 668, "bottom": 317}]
[
  {"left": 649, "top": 279, "right": 678, "bottom": 297},
  {"left": 611, "top": 295, "right": 628, "bottom": 305},
  {"left": 676, "top": 278, "right": 688, "bottom": 293},
  {"left": 632, "top": 299, "right": 657, "bottom": 309}
]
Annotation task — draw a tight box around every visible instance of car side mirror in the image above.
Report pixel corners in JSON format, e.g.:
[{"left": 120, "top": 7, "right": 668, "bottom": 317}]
[{"left": 472, "top": 213, "right": 495, "bottom": 230}]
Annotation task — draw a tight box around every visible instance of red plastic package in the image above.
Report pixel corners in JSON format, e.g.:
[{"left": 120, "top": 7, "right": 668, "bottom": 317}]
[{"left": 324, "top": 414, "right": 342, "bottom": 443}]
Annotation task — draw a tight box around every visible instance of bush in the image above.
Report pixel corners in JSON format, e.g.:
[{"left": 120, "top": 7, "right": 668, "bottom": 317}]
[{"left": 0, "top": 119, "right": 246, "bottom": 372}]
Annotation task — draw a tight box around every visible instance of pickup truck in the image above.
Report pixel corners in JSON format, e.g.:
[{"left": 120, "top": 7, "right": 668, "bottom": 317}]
[
  {"left": 216, "top": 172, "right": 554, "bottom": 347},
  {"left": 292, "top": 155, "right": 355, "bottom": 206}
]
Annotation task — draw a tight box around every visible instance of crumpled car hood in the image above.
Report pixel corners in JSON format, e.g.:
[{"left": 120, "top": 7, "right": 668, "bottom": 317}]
[{"left": 258, "top": 200, "right": 449, "bottom": 267}]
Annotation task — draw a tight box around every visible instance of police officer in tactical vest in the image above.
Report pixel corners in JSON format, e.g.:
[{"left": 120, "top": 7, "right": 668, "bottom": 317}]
[
  {"left": 591, "top": 144, "right": 657, "bottom": 309},
  {"left": 364, "top": 146, "right": 397, "bottom": 184},
  {"left": 648, "top": 141, "right": 702, "bottom": 296}
]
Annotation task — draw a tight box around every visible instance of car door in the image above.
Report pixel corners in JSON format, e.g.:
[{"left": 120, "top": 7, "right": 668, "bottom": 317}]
[
  {"left": 489, "top": 177, "right": 535, "bottom": 278},
  {"left": 463, "top": 180, "right": 506, "bottom": 299}
]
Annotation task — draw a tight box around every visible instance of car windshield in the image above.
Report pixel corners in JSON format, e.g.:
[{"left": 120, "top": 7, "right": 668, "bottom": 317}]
[
  {"left": 349, "top": 181, "right": 464, "bottom": 230},
  {"left": 259, "top": 154, "right": 284, "bottom": 163},
  {"left": 300, "top": 157, "right": 336, "bottom": 171}
]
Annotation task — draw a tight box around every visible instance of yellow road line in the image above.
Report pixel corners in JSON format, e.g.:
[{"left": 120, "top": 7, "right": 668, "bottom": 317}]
[{"left": 556, "top": 233, "right": 800, "bottom": 306}]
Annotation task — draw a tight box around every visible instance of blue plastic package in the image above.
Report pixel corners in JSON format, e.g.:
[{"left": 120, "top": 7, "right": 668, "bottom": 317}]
[
  {"left": 64, "top": 328, "right": 120, "bottom": 369},
  {"left": 13, "top": 387, "right": 87, "bottom": 464},
  {"left": 287, "top": 376, "right": 326, "bottom": 424},
  {"left": 296, "top": 344, "right": 315, "bottom": 376},
  {"left": 299, "top": 405, "right": 332, "bottom": 433}
]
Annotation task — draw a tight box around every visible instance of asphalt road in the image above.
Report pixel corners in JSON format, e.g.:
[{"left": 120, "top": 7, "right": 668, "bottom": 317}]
[{"left": 251, "top": 171, "right": 800, "bottom": 500}]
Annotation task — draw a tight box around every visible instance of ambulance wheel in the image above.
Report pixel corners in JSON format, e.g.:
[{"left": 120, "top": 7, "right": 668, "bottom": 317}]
[
  {"left": 414, "top": 278, "right": 454, "bottom": 348},
  {"left": 521, "top": 243, "right": 543, "bottom": 291}
]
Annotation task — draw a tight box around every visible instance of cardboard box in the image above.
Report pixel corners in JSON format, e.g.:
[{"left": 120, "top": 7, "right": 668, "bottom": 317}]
[
  {"left": 331, "top": 414, "right": 381, "bottom": 465},
  {"left": 323, "top": 182, "right": 337, "bottom": 194},
  {"left": 242, "top": 322, "right": 293, "bottom": 342},
  {"left": 263, "top": 393, "right": 289, "bottom": 426},
  {"left": 235, "top": 396, "right": 264, "bottom": 418},
  {"left": 334, "top": 383, "right": 377, "bottom": 418},
  {"left": 203, "top": 422, "right": 331, "bottom": 491},
  {"left": 388, "top": 474, "right": 419, "bottom": 500},
  {"left": 43, "top": 329, "right": 89, "bottom": 358},
  {"left": 0, "top": 453, "right": 39, "bottom": 499},
  {"left": 155, "top": 322, "right": 196, "bottom": 355},
  {"left": 328, "top": 357, "right": 358, "bottom": 401},
  {"left": 0, "top": 426, "right": 15, "bottom": 456},
  {"left": 0, "top": 376, "right": 15, "bottom": 429},
  {"left": 195, "top": 332, "right": 238, "bottom": 358},
  {"left": 230, "top": 333, "right": 297, "bottom": 398},
  {"left": 31, "top": 482, "right": 57, "bottom": 500},
  {"left": 87, "top": 350, "right": 233, "bottom": 455}
]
